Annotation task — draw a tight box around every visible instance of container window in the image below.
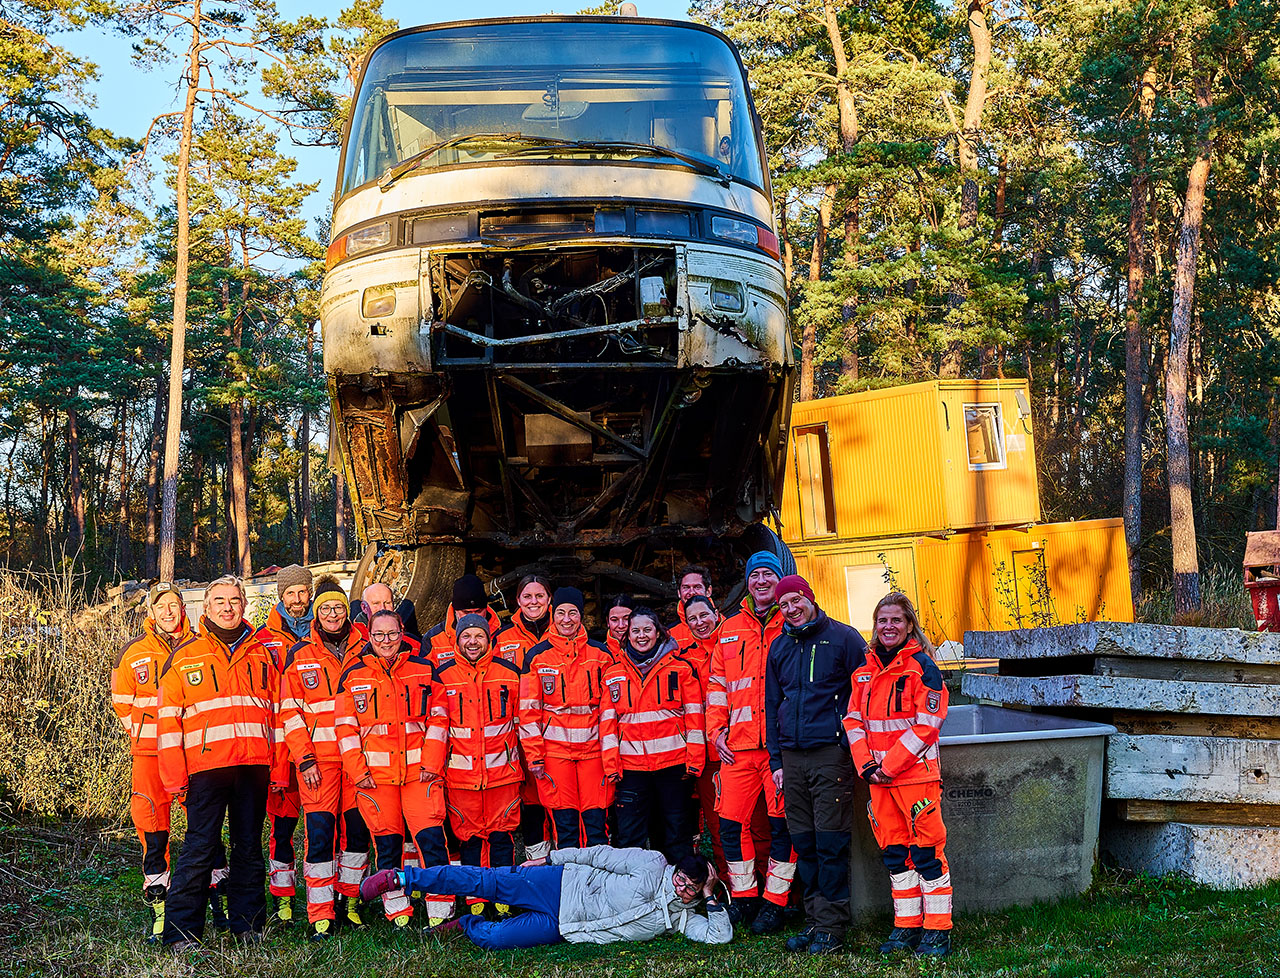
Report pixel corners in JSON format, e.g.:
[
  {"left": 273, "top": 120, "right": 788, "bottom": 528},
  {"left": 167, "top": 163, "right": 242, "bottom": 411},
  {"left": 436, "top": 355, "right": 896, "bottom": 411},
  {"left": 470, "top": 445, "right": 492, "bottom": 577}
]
[
  {"left": 794, "top": 424, "right": 836, "bottom": 537},
  {"left": 964, "top": 404, "right": 1006, "bottom": 471}
]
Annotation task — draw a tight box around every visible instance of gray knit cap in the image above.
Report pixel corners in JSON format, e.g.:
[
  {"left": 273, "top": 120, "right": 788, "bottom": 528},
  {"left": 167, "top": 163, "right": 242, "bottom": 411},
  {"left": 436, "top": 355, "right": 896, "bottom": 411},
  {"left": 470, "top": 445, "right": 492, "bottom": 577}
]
[
  {"left": 276, "top": 563, "right": 313, "bottom": 598},
  {"left": 454, "top": 613, "right": 490, "bottom": 637}
]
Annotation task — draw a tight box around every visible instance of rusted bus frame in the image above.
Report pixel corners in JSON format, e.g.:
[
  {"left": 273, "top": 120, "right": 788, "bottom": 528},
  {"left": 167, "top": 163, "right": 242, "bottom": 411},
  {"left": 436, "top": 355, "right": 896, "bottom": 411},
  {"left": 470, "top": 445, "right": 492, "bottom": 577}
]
[{"left": 439, "top": 317, "right": 677, "bottom": 348}]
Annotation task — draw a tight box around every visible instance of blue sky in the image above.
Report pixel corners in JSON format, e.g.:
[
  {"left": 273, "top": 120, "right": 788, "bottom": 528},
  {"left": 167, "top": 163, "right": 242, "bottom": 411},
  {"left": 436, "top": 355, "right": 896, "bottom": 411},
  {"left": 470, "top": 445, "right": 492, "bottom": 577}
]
[{"left": 62, "top": 1, "right": 694, "bottom": 244}]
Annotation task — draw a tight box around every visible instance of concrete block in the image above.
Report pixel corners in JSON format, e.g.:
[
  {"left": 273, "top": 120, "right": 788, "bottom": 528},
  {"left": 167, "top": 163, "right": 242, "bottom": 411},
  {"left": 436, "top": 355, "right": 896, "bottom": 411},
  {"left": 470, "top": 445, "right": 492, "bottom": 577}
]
[
  {"left": 964, "top": 621, "right": 1280, "bottom": 666},
  {"left": 1107, "top": 734, "right": 1280, "bottom": 804},
  {"left": 962, "top": 672, "right": 1280, "bottom": 716},
  {"left": 1102, "top": 821, "right": 1280, "bottom": 888}
]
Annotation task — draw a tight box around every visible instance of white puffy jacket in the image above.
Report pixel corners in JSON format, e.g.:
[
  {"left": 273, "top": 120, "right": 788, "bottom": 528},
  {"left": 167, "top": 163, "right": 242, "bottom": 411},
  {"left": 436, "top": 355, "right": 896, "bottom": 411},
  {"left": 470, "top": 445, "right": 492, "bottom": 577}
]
[{"left": 547, "top": 846, "right": 733, "bottom": 945}]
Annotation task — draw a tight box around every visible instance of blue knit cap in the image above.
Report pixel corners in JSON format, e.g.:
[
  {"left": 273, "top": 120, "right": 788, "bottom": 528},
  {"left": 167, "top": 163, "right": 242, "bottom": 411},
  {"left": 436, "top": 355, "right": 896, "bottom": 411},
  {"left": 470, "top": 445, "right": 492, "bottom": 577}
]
[{"left": 744, "top": 551, "right": 784, "bottom": 580}]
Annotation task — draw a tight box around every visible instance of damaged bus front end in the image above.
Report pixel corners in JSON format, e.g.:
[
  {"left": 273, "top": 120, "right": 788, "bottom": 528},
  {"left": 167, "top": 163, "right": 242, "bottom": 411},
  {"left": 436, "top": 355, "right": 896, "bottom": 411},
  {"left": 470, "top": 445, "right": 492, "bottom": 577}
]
[{"left": 323, "top": 16, "right": 793, "bottom": 615}]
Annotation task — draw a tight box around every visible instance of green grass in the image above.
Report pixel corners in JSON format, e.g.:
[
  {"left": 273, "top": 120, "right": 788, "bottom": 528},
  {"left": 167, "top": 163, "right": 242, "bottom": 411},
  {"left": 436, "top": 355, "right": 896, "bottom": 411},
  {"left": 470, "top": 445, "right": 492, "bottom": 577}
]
[{"left": 2, "top": 822, "right": 1278, "bottom": 978}]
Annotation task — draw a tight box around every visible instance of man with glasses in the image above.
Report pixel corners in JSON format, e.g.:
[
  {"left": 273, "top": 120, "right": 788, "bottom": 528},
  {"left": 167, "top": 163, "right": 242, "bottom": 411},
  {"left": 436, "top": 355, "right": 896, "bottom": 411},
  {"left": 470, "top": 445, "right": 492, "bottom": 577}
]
[{"left": 360, "top": 847, "right": 730, "bottom": 949}]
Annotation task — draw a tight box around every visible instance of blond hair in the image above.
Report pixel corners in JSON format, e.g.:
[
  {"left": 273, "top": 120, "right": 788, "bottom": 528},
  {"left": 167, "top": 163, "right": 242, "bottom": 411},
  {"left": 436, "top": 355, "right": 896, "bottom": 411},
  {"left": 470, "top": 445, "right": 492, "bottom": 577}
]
[{"left": 871, "top": 592, "right": 934, "bottom": 655}]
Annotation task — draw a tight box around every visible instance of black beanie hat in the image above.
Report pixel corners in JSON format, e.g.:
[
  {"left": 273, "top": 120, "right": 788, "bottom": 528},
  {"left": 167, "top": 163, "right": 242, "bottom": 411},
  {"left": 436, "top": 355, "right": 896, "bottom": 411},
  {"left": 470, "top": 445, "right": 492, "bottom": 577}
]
[
  {"left": 452, "top": 574, "right": 487, "bottom": 610},
  {"left": 311, "top": 575, "right": 347, "bottom": 613},
  {"left": 552, "top": 586, "right": 585, "bottom": 615}
]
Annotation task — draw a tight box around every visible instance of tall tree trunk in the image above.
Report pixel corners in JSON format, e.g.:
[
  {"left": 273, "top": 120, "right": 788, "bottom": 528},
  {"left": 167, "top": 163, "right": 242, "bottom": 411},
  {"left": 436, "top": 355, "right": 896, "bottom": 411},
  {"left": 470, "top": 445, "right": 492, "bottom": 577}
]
[
  {"left": 159, "top": 4, "right": 203, "bottom": 582},
  {"left": 301, "top": 323, "right": 313, "bottom": 564},
  {"left": 1166, "top": 72, "right": 1213, "bottom": 618},
  {"left": 799, "top": 184, "right": 835, "bottom": 400},
  {"left": 1124, "top": 66, "right": 1157, "bottom": 611},
  {"left": 66, "top": 405, "right": 85, "bottom": 553},
  {"left": 778, "top": 195, "right": 793, "bottom": 295},
  {"left": 941, "top": 0, "right": 992, "bottom": 378},
  {"left": 335, "top": 464, "right": 348, "bottom": 560},
  {"left": 145, "top": 372, "right": 165, "bottom": 577},
  {"left": 820, "top": 0, "right": 861, "bottom": 387},
  {"left": 229, "top": 400, "right": 252, "bottom": 576}
]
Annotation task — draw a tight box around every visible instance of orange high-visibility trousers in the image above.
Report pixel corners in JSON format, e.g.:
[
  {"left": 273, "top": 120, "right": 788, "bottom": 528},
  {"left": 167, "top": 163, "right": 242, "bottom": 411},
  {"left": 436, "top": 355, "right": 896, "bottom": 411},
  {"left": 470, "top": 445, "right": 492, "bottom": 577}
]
[
  {"left": 714, "top": 748, "right": 795, "bottom": 904},
  {"left": 130, "top": 754, "right": 173, "bottom": 891},
  {"left": 267, "top": 774, "right": 300, "bottom": 896},
  {"left": 354, "top": 779, "right": 450, "bottom": 920},
  {"left": 867, "top": 781, "right": 952, "bottom": 930},
  {"left": 296, "top": 762, "right": 368, "bottom": 923},
  {"left": 535, "top": 754, "right": 612, "bottom": 847}
]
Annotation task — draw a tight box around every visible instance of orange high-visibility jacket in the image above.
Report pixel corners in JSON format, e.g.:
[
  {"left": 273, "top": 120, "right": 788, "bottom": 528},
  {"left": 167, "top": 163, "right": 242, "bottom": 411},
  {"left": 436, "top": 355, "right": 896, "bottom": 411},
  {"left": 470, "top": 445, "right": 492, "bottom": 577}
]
[
  {"left": 112, "top": 617, "right": 196, "bottom": 756},
  {"left": 667, "top": 600, "right": 692, "bottom": 650},
  {"left": 334, "top": 645, "right": 447, "bottom": 786},
  {"left": 706, "top": 599, "right": 783, "bottom": 751},
  {"left": 843, "top": 638, "right": 948, "bottom": 786},
  {"left": 605, "top": 633, "right": 624, "bottom": 660},
  {"left": 518, "top": 628, "right": 612, "bottom": 764},
  {"left": 435, "top": 647, "right": 524, "bottom": 790},
  {"left": 156, "top": 622, "right": 279, "bottom": 794},
  {"left": 255, "top": 607, "right": 310, "bottom": 668},
  {"left": 425, "top": 605, "right": 502, "bottom": 667},
  {"left": 677, "top": 618, "right": 722, "bottom": 704},
  {"left": 278, "top": 623, "right": 367, "bottom": 774},
  {"left": 601, "top": 641, "right": 706, "bottom": 776},
  {"left": 494, "top": 614, "right": 550, "bottom": 668}
]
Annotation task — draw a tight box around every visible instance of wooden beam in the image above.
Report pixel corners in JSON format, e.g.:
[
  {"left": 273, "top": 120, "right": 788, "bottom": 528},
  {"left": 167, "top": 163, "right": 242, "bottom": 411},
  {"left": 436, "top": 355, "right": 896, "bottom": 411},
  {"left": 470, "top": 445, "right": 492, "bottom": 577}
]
[
  {"left": 1112, "top": 712, "right": 1280, "bottom": 738},
  {"left": 1114, "top": 799, "right": 1280, "bottom": 827},
  {"left": 1095, "top": 656, "right": 1280, "bottom": 684}
]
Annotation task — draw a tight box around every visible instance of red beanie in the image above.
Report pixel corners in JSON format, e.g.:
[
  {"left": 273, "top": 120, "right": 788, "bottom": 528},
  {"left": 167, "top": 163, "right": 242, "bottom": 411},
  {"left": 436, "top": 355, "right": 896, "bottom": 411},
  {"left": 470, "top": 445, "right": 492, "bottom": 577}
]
[{"left": 774, "top": 574, "right": 815, "bottom": 604}]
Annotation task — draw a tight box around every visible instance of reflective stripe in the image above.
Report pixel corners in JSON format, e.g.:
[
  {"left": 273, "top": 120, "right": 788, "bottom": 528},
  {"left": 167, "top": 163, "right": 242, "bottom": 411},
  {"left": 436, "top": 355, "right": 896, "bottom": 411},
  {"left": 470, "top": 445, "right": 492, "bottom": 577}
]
[
  {"left": 449, "top": 726, "right": 473, "bottom": 738},
  {"left": 283, "top": 715, "right": 308, "bottom": 734},
  {"left": 484, "top": 721, "right": 515, "bottom": 737},
  {"left": 300, "top": 699, "right": 336, "bottom": 713},
  {"left": 867, "top": 717, "right": 915, "bottom": 733},
  {"left": 183, "top": 722, "right": 269, "bottom": 748},
  {"left": 485, "top": 750, "right": 515, "bottom": 768},
  {"left": 623, "top": 709, "right": 681, "bottom": 724},
  {"left": 915, "top": 712, "right": 945, "bottom": 730},
  {"left": 334, "top": 714, "right": 356, "bottom": 726},
  {"left": 899, "top": 729, "right": 927, "bottom": 755},
  {"left": 687, "top": 730, "right": 705, "bottom": 744},
  {"left": 111, "top": 694, "right": 133, "bottom": 705},
  {"left": 269, "top": 860, "right": 295, "bottom": 888},
  {"left": 338, "top": 736, "right": 361, "bottom": 752},
  {"left": 143, "top": 869, "right": 171, "bottom": 889},
  {"left": 405, "top": 721, "right": 425, "bottom": 734},
  {"left": 158, "top": 706, "right": 182, "bottom": 720},
  {"left": 548, "top": 705, "right": 596, "bottom": 716},
  {"left": 135, "top": 722, "right": 158, "bottom": 739},
  {"left": 188, "top": 695, "right": 271, "bottom": 715},
  {"left": 365, "top": 751, "right": 391, "bottom": 767},
  {"left": 425, "top": 728, "right": 447, "bottom": 742},
  {"left": 381, "top": 889, "right": 411, "bottom": 916},
  {"left": 707, "top": 690, "right": 728, "bottom": 707},
  {"left": 518, "top": 722, "right": 541, "bottom": 738},
  {"left": 600, "top": 734, "right": 619, "bottom": 751},
  {"left": 543, "top": 725, "right": 599, "bottom": 743},
  {"left": 767, "top": 858, "right": 796, "bottom": 881},
  {"left": 307, "top": 883, "right": 335, "bottom": 904},
  {"left": 920, "top": 872, "right": 950, "bottom": 890},
  {"left": 728, "top": 706, "right": 753, "bottom": 725},
  {"left": 889, "top": 869, "right": 920, "bottom": 890},
  {"left": 846, "top": 727, "right": 867, "bottom": 742},
  {"left": 922, "top": 892, "right": 951, "bottom": 914},
  {"left": 894, "top": 896, "right": 923, "bottom": 916},
  {"left": 304, "top": 860, "right": 336, "bottom": 878},
  {"left": 158, "top": 732, "right": 183, "bottom": 749},
  {"left": 685, "top": 704, "right": 703, "bottom": 714},
  {"left": 309, "top": 723, "right": 338, "bottom": 740},
  {"left": 518, "top": 698, "right": 539, "bottom": 710},
  {"left": 727, "top": 677, "right": 754, "bottom": 693},
  {"left": 620, "top": 734, "right": 686, "bottom": 755},
  {"left": 406, "top": 748, "right": 421, "bottom": 764},
  {"left": 448, "top": 754, "right": 475, "bottom": 770}
]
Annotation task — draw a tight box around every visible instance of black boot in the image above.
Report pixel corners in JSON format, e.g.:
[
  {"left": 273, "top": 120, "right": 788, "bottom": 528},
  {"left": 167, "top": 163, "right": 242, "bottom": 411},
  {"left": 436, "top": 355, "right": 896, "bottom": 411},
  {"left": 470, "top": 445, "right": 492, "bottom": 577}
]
[
  {"left": 785, "top": 926, "right": 816, "bottom": 953},
  {"left": 915, "top": 928, "right": 951, "bottom": 958},
  {"left": 144, "top": 884, "right": 166, "bottom": 943},
  {"left": 806, "top": 931, "right": 844, "bottom": 955},
  {"left": 208, "top": 882, "right": 230, "bottom": 931},
  {"left": 751, "top": 903, "right": 784, "bottom": 935},
  {"left": 727, "top": 895, "right": 759, "bottom": 926},
  {"left": 879, "top": 926, "right": 922, "bottom": 954}
]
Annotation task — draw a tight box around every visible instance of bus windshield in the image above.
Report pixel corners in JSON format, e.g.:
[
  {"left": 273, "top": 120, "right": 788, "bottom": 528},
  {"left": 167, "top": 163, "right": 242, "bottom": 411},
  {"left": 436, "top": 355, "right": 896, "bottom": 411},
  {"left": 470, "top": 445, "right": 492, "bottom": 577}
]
[{"left": 339, "top": 21, "right": 767, "bottom": 198}]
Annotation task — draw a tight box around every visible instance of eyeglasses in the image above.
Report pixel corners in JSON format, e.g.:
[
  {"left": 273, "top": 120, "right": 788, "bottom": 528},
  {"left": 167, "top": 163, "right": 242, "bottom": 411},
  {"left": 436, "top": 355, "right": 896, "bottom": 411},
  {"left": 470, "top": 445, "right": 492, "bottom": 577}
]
[
  {"left": 370, "top": 631, "right": 402, "bottom": 642},
  {"left": 317, "top": 605, "right": 347, "bottom": 618}
]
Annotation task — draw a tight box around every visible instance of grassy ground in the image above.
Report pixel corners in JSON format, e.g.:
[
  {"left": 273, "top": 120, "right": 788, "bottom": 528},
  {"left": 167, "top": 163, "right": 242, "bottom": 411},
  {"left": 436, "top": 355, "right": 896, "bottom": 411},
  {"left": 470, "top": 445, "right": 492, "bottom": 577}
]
[{"left": 3, "top": 821, "right": 1278, "bottom": 978}]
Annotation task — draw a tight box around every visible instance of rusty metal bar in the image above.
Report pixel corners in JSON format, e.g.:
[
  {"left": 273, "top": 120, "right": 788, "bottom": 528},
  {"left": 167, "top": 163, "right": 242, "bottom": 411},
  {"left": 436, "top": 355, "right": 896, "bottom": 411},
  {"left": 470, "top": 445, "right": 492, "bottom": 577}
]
[
  {"left": 439, "top": 317, "right": 676, "bottom": 348},
  {"left": 565, "top": 466, "right": 640, "bottom": 533},
  {"left": 498, "top": 374, "right": 647, "bottom": 460},
  {"left": 484, "top": 374, "right": 516, "bottom": 531}
]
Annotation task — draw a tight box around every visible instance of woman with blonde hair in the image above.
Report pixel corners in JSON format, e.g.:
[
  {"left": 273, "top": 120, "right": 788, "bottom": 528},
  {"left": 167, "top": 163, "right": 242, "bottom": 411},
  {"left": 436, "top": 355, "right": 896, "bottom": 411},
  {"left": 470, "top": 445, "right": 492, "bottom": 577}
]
[{"left": 842, "top": 591, "right": 952, "bottom": 958}]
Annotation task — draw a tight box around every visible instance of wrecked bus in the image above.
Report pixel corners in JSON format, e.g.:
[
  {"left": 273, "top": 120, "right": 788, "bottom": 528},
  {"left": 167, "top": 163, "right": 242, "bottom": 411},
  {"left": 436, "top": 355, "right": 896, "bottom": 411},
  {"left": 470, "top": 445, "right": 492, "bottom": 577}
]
[{"left": 322, "top": 15, "right": 793, "bottom": 617}]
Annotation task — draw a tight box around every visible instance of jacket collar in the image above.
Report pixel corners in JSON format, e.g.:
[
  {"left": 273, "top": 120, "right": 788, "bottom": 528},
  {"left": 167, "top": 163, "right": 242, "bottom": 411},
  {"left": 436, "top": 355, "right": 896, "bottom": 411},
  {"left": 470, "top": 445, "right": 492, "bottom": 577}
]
[
  {"left": 870, "top": 637, "right": 922, "bottom": 670},
  {"left": 783, "top": 609, "right": 828, "bottom": 639}
]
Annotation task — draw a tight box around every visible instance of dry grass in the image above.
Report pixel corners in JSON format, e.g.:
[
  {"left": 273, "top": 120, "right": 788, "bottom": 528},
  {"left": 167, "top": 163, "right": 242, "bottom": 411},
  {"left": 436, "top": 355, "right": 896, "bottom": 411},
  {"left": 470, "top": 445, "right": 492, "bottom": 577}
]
[{"left": 1136, "top": 565, "right": 1256, "bottom": 630}]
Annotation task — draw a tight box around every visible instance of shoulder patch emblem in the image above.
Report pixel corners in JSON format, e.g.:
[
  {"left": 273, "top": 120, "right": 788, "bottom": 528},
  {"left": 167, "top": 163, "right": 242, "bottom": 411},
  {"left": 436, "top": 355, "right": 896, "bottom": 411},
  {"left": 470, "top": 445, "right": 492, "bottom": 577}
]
[
  {"left": 133, "top": 663, "right": 150, "bottom": 685},
  {"left": 301, "top": 669, "right": 320, "bottom": 690},
  {"left": 926, "top": 691, "right": 941, "bottom": 713},
  {"left": 608, "top": 680, "right": 622, "bottom": 703},
  {"left": 354, "top": 692, "right": 369, "bottom": 713},
  {"left": 542, "top": 674, "right": 557, "bottom": 695},
  {"left": 186, "top": 668, "right": 203, "bottom": 687}
]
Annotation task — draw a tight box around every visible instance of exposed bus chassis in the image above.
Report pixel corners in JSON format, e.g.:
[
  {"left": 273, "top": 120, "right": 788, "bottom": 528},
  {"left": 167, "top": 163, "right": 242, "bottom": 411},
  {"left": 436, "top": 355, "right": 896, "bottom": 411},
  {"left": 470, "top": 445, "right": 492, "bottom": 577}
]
[{"left": 329, "top": 240, "right": 791, "bottom": 612}]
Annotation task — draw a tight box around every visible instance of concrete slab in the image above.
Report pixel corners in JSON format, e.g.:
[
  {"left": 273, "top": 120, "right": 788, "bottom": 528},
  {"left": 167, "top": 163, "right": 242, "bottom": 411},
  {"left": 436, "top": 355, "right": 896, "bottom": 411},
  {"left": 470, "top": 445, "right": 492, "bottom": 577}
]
[
  {"left": 962, "top": 672, "right": 1280, "bottom": 716},
  {"left": 1102, "top": 821, "right": 1280, "bottom": 888},
  {"left": 964, "top": 621, "right": 1280, "bottom": 665},
  {"left": 1107, "top": 734, "right": 1280, "bottom": 804}
]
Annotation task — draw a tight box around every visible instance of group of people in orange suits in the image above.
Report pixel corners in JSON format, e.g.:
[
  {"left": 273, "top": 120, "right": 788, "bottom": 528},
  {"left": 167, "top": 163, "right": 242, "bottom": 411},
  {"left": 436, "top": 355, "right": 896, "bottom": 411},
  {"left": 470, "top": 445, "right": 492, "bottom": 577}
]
[{"left": 111, "top": 555, "right": 955, "bottom": 958}]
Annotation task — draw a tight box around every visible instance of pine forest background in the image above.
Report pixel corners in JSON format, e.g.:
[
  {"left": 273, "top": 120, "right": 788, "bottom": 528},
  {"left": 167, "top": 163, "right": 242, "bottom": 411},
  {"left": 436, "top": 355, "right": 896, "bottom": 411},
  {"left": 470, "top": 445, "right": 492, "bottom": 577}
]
[{"left": 2, "top": 0, "right": 1278, "bottom": 616}]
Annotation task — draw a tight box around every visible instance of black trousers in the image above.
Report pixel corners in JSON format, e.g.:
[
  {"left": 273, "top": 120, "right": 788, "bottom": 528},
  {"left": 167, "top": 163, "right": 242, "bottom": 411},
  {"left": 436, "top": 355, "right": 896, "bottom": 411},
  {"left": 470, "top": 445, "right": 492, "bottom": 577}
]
[
  {"left": 781, "top": 745, "right": 854, "bottom": 938},
  {"left": 163, "top": 764, "right": 269, "bottom": 944},
  {"left": 614, "top": 765, "right": 694, "bottom": 862}
]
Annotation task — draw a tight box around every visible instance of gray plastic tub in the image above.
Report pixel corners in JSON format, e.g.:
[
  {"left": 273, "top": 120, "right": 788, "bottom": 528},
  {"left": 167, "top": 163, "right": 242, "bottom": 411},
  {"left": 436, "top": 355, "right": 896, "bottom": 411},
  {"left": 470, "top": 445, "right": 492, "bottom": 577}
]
[{"left": 849, "top": 705, "right": 1116, "bottom": 917}]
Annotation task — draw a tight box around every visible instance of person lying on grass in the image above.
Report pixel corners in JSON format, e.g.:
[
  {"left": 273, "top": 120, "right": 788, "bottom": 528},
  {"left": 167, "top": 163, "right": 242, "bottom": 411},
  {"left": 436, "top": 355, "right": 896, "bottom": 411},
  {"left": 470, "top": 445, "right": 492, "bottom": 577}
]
[{"left": 360, "top": 845, "right": 732, "bottom": 949}]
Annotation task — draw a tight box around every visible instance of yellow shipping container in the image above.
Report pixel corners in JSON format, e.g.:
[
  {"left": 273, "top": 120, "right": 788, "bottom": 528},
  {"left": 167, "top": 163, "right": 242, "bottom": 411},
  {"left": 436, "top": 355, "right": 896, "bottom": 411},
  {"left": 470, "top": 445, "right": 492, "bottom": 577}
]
[
  {"left": 780, "top": 379, "right": 1041, "bottom": 542},
  {"left": 779, "top": 380, "right": 1133, "bottom": 647}
]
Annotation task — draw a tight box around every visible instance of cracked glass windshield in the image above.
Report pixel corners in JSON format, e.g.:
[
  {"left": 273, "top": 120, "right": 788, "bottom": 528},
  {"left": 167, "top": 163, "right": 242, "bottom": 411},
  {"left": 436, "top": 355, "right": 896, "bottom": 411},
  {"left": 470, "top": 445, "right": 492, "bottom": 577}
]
[{"left": 339, "top": 21, "right": 765, "bottom": 197}]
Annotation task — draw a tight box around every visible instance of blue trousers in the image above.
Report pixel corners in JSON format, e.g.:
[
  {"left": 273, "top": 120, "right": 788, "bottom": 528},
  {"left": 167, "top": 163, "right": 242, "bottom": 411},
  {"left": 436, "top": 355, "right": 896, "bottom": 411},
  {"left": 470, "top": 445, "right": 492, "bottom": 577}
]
[{"left": 401, "top": 864, "right": 565, "bottom": 949}]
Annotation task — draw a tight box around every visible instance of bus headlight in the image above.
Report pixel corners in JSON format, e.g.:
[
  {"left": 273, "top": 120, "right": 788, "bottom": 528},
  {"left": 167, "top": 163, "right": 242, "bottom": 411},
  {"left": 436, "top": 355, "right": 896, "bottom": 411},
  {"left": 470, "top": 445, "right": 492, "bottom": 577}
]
[
  {"left": 362, "top": 287, "right": 397, "bottom": 319},
  {"left": 710, "top": 279, "right": 744, "bottom": 313},
  {"left": 326, "top": 221, "right": 392, "bottom": 269}
]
